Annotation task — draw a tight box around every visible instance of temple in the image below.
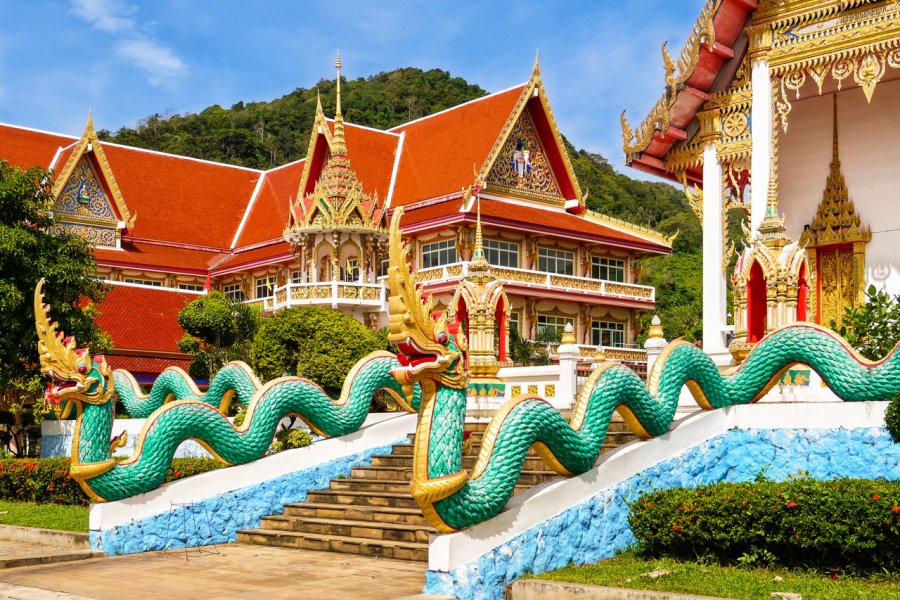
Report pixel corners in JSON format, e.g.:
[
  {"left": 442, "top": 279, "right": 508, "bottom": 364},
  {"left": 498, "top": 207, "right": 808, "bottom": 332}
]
[
  {"left": 622, "top": 0, "right": 900, "bottom": 364},
  {"left": 1, "top": 55, "right": 672, "bottom": 381}
]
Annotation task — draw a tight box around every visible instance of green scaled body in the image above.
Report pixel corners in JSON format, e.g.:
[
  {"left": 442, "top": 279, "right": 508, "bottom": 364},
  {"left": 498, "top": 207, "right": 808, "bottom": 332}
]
[
  {"left": 77, "top": 352, "right": 420, "bottom": 502},
  {"left": 419, "top": 325, "right": 900, "bottom": 531},
  {"left": 113, "top": 362, "right": 261, "bottom": 418}
]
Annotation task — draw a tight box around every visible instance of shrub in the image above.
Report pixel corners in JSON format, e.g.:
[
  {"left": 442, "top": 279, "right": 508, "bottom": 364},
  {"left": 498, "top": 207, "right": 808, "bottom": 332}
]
[
  {"left": 0, "top": 457, "right": 226, "bottom": 505},
  {"left": 887, "top": 392, "right": 900, "bottom": 442},
  {"left": 629, "top": 478, "right": 900, "bottom": 573},
  {"left": 271, "top": 429, "right": 313, "bottom": 453}
]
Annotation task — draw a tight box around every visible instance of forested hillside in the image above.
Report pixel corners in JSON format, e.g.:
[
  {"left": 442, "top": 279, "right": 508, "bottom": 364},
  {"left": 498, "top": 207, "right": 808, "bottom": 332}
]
[{"left": 99, "top": 68, "right": 702, "bottom": 341}]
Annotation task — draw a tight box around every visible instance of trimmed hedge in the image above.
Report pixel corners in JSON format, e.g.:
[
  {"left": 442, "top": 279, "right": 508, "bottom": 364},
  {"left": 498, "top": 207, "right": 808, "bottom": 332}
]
[
  {"left": 0, "top": 458, "right": 224, "bottom": 505},
  {"left": 629, "top": 478, "right": 900, "bottom": 572}
]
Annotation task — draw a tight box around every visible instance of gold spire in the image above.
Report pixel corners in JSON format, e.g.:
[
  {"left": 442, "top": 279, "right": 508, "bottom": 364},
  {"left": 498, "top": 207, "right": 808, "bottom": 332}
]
[
  {"left": 531, "top": 49, "right": 540, "bottom": 78},
  {"left": 315, "top": 90, "right": 324, "bottom": 118},
  {"left": 469, "top": 195, "right": 491, "bottom": 275},
  {"left": 85, "top": 108, "right": 95, "bottom": 136},
  {"left": 333, "top": 50, "right": 346, "bottom": 155},
  {"left": 831, "top": 92, "right": 839, "bottom": 167}
]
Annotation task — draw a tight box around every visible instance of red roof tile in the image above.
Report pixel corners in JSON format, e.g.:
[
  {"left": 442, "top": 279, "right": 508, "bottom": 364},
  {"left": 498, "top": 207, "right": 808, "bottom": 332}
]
[
  {"left": 95, "top": 285, "right": 193, "bottom": 353},
  {"left": 100, "top": 143, "right": 262, "bottom": 248},
  {"left": 389, "top": 86, "right": 525, "bottom": 205},
  {"left": 399, "top": 199, "right": 670, "bottom": 254},
  {"left": 233, "top": 161, "right": 303, "bottom": 248},
  {"left": 96, "top": 241, "right": 226, "bottom": 272},
  {"left": 0, "top": 124, "right": 75, "bottom": 171},
  {"left": 106, "top": 355, "right": 191, "bottom": 377},
  {"left": 212, "top": 241, "right": 294, "bottom": 274}
]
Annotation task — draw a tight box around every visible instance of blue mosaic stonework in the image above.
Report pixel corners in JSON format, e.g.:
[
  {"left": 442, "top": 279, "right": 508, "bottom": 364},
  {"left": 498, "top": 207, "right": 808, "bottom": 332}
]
[
  {"left": 91, "top": 439, "right": 407, "bottom": 555},
  {"left": 425, "top": 427, "right": 900, "bottom": 600}
]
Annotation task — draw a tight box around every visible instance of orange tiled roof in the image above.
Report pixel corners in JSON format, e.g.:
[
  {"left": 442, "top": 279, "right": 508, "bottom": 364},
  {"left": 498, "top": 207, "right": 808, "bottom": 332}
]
[
  {"left": 95, "top": 285, "right": 193, "bottom": 353},
  {"left": 0, "top": 124, "right": 75, "bottom": 171},
  {"left": 400, "top": 199, "right": 670, "bottom": 254},
  {"left": 96, "top": 240, "right": 226, "bottom": 272},
  {"left": 234, "top": 160, "right": 303, "bottom": 248},
  {"left": 389, "top": 85, "right": 525, "bottom": 206},
  {"left": 212, "top": 241, "right": 294, "bottom": 273},
  {"left": 100, "top": 143, "right": 263, "bottom": 248},
  {"left": 106, "top": 355, "right": 191, "bottom": 377}
]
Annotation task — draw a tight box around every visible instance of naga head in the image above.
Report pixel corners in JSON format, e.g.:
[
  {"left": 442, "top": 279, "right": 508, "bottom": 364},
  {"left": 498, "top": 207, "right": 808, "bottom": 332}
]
[
  {"left": 34, "top": 279, "right": 112, "bottom": 415},
  {"left": 387, "top": 209, "right": 467, "bottom": 391}
]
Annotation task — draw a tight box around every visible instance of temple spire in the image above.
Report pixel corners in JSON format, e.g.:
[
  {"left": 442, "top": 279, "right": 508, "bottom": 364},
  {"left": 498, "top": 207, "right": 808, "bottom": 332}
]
[
  {"left": 469, "top": 195, "right": 491, "bottom": 274},
  {"left": 831, "top": 93, "right": 840, "bottom": 167},
  {"left": 333, "top": 51, "right": 346, "bottom": 155},
  {"left": 531, "top": 49, "right": 541, "bottom": 79},
  {"left": 315, "top": 90, "right": 324, "bottom": 118}
]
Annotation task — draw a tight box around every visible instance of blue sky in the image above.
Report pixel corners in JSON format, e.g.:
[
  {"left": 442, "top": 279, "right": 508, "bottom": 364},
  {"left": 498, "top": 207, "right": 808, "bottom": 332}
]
[{"left": 0, "top": 1, "right": 702, "bottom": 175}]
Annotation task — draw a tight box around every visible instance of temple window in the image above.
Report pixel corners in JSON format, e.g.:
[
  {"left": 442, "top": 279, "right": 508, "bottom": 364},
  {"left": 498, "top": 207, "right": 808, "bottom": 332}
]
[
  {"left": 537, "top": 314, "right": 573, "bottom": 339},
  {"left": 379, "top": 258, "right": 389, "bottom": 278},
  {"left": 483, "top": 239, "right": 519, "bottom": 268},
  {"left": 255, "top": 276, "right": 277, "bottom": 299},
  {"left": 223, "top": 283, "right": 244, "bottom": 302},
  {"left": 123, "top": 278, "right": 162, "bottom": 287},
  {"left": 591, "top": 256, "right": 625, "bottom": 282},
  {"left": 591, "top": 320, "right": 625, "bottom": 348},
  {"left": 508, "top": 312, "right": 521, "bottom": 336},
  {"left": 341, "top": 258, "right": 360, "bottom": 282},
  {"left": 537, "top": 248, "right": 574, "bottom": 275},
  {"left": 421, "top": 239, "right": 457, "bottom": 268},
  {"left": 178, "top": 283, "right": 204, "bottom": 292}
]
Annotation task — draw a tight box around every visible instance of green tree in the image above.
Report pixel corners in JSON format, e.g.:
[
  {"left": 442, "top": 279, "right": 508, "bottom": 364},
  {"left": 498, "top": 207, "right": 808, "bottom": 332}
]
[
  {"left": 177, "top": 291, "right": 259, "bottom": 381},
  {"left": 0, "top": 161, "right": 110, "bottom": 455},
  {"left": 252, "top": 307, "right": 389, "bottom": 394},
  {"left": 832, "top": 285, "right": 900, "bottom": 361}
]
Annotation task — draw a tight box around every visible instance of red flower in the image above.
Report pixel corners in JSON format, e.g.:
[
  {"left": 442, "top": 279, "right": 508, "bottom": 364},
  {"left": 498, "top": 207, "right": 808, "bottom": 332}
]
[
  {"left": 892, "top": 506, "right": 900, "bottom": 514},
  {"left": 873, "top": 494, "right": 881, "bottom": 500},
  {"left": 787, "top": 501, "right": 796, "bottom": 508},
  {"left": 673, "top": 525, "right": 680, "bottom": 531}
]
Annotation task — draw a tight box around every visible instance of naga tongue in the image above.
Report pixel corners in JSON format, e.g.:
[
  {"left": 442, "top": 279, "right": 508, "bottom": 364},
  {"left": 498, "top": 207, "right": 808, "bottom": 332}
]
[{"left": 44, "top": 384, "right": 60, "bottom": 407}]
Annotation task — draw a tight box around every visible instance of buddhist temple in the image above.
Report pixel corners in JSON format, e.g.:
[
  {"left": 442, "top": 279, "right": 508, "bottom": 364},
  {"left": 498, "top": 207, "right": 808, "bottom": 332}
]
[
  {"left": 0, "top": 56, "right": 673, "bottom": 381},
  {"left": 622, "top": 0, "right": 899, "bottom": 364}
]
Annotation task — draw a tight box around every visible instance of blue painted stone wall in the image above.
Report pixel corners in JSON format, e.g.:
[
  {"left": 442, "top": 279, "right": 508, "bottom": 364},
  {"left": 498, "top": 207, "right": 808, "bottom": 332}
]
[
  {"left": 91, "top": 440, "right": 405, "bottom": 555},
  {"left": 425, "top": 427, "right": 900, "bottom": 600},
  {"left": 43, "top": 434, "right": 212, "bottom": 459}
]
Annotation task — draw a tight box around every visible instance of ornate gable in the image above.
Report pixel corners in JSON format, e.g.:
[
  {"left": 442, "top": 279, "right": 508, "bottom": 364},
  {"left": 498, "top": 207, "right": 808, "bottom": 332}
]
[
  {"left": 51, "top": 114, "right": 134, "bottom": 248},
  {"left": 485, "top": 109, "right": 563, "bottom": 203},
  {"left": 478, "top": 56, "right": 583, "bottom": 209}
]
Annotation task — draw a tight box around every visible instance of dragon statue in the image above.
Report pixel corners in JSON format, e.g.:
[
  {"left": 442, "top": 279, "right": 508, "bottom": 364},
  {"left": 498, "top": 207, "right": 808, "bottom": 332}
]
[
  {"left": 113, "top": 364, "right": 261, "bottom": 419},
  {"left": 34, "top": 279, "right": 421, "bottom": 502},
  {"left": 385, "top": 209, "right": 900, "bottom": 533}
]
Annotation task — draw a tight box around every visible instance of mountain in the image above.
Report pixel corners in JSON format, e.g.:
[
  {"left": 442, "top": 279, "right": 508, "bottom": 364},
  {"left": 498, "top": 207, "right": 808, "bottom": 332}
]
[{"left": 98, "top": 67, "right": 702, "bottom": 341}]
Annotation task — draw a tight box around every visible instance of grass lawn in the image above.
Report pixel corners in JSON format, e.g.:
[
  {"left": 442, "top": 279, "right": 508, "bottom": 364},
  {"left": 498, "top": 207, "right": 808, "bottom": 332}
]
[
  {"left": 535, "top": 553, "right": 900, "bottom": 599},
  {"left": 0, "top": 500, "right": 89, "bottom": 532}
]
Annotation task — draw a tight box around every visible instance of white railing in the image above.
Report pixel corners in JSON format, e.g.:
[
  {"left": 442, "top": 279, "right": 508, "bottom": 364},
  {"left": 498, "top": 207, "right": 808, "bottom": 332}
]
[
  {"left": 248, "top": 281, "right": 387, "bottom": 312},
  {"left": 414, "top": 261, "right": 655, "bottom": 301}
]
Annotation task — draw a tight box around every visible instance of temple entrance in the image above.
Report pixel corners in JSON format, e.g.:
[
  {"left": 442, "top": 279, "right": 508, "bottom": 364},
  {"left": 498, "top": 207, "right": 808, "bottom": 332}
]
[{"left": 817, "top": 245, "right": 855, "bottom": 327}]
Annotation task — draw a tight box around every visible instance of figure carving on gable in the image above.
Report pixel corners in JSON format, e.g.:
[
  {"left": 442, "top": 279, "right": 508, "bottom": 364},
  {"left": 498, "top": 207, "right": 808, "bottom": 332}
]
[{"left": 486, "top": 110, "right": 562, "bottom": 202}]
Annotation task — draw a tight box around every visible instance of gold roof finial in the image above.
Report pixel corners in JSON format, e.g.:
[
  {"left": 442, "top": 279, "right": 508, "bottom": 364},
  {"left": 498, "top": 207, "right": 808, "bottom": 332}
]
[
  {"left": 531, "top": 49, "right": 541, "bottom": 78},
  {"left": 333, "top": 50, "right": 347, "bottom": 155},
  {"left": 85, "top": 108, "right": 95, "bottom": 135},
  {"left": 315, "top": 90, "right": 324, "bottom": 118},
  {"left": 831, "top": 93, "right": 839, "bottom": 167},
  {"left": 469, "top": 194, "right": 491, "bottom": 274}
]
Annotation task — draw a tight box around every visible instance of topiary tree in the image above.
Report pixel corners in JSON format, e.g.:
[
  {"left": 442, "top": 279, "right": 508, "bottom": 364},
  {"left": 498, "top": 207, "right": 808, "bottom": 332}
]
[
  {"left": 252, "top": 307, "right": 389, "bottom": 395},
  {"left": 177, "top": 291, "right": 259, "bottom": 381}
]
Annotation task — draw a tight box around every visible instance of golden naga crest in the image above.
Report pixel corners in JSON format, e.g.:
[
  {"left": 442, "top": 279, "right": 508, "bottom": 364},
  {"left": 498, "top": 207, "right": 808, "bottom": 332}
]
[
  {"left": 386, "top": 209, "right": 467, "bottom": 390},
  {"left": 34, "top": 279, "right": 112, "bottom": 414}
]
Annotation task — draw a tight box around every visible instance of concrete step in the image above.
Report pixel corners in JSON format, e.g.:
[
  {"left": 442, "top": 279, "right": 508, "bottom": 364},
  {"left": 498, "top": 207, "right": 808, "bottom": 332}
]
[
  {"left": 259, "top": 515, "right": 436, "bottom": 543},
  {"left": 237, "top": 529, "right": 428, "bottom": 562},
  {"left": 351, "top": 466, "right": 560, "bottom": 486},
  {"left": 371, "top": 453, "right": 551, "bottom": 471},
  {"left": 330, "top": 478, "right": 411, "bottom": 493},
  {"left": 306, "top": 489, "right": 420, "bottom": 510},
  {"left": 284, "top": 502, "right": 429, "bottom": 526}
]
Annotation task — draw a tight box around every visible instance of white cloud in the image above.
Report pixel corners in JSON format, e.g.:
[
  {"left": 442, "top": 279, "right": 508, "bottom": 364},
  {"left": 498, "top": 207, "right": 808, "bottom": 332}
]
[
  {"left": 70, "top": 0, "right": 136, "bottom": 33},
  {"left": 117, "top": 39, "right": 187, "bottom": 84},
  {"left": 69, "top": 0, "right": 187, "bottom": 85}
]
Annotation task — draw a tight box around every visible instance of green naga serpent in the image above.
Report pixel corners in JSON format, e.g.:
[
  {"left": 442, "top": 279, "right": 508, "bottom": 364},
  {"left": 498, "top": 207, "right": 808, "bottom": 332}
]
[
  {"left": 34, "top": 279, "right": 420, "bottom": 503},
  {"left": 384, "top": 209, "right": 900, "bottom": 533}
]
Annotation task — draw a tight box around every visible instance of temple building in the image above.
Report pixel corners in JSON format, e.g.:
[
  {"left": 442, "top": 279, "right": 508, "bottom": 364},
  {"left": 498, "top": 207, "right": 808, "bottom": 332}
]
[
  {"left": 1, "top": 56, "right": 672, "bottom": 381},
  {"left": 622, "top": 0, "right": 900, "bottom": 364}
]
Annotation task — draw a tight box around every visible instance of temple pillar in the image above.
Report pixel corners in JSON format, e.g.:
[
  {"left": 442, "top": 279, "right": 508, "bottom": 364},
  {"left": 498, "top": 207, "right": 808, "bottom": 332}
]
[
  {"left": 702, "top": 143, "right": 728, "bottom": 360},
  {"left": 750, "top": 58, "right": 772, "bottom": 233}
]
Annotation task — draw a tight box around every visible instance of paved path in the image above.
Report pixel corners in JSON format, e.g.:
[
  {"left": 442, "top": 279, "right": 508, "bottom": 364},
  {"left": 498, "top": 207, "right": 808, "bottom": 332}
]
[
  {"left": 0, "top": 544, "right": 428, "bottom": 600},
  {"left": 0, "top": 540, "right": 70, "bottom": 561}
]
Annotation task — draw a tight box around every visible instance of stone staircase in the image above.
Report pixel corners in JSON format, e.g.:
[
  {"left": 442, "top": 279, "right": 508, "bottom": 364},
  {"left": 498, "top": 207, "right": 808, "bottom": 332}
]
[{"left": 236, "top": 418, "right": 637, "bottom": 562}]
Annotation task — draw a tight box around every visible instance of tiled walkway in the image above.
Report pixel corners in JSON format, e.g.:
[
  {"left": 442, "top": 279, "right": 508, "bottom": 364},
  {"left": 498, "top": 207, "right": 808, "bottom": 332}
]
[{"left": 0, "top": 544, "right": 427, "bottom": 600}]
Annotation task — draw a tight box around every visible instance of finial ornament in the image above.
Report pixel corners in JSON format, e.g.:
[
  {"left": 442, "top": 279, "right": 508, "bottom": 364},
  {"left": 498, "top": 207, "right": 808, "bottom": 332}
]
[
  {"left": 648, "top": 315, "right": 664, "bottom": 339},
  {"left": 532, "top": 49, "right": 541, "bottom": 77},
  {"left": 561, "top": 322, "right": 576, "bottom": 345},
  {"left": 333, "top": 50, "right": 347, "bottom": 155}
]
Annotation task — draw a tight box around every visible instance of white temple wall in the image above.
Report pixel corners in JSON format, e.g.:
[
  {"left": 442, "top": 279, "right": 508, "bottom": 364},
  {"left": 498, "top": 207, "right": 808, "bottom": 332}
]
[{"left": 778, "top": 78, "right": 900, "bottom": 295}]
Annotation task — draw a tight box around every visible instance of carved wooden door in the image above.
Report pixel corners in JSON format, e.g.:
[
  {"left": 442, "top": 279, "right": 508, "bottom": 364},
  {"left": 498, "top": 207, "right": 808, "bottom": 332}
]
[{"left": 817, "top": 246, "right": 855, "bottom": 327}]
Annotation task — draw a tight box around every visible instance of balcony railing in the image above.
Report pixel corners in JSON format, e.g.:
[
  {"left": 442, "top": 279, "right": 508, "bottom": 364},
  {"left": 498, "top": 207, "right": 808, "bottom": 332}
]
[
  {"left": 245, "top": 281, "right": 387, "bottom": 312},
  {"left": 414, "top": 262, "right": 655, "bottom": 301}
]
